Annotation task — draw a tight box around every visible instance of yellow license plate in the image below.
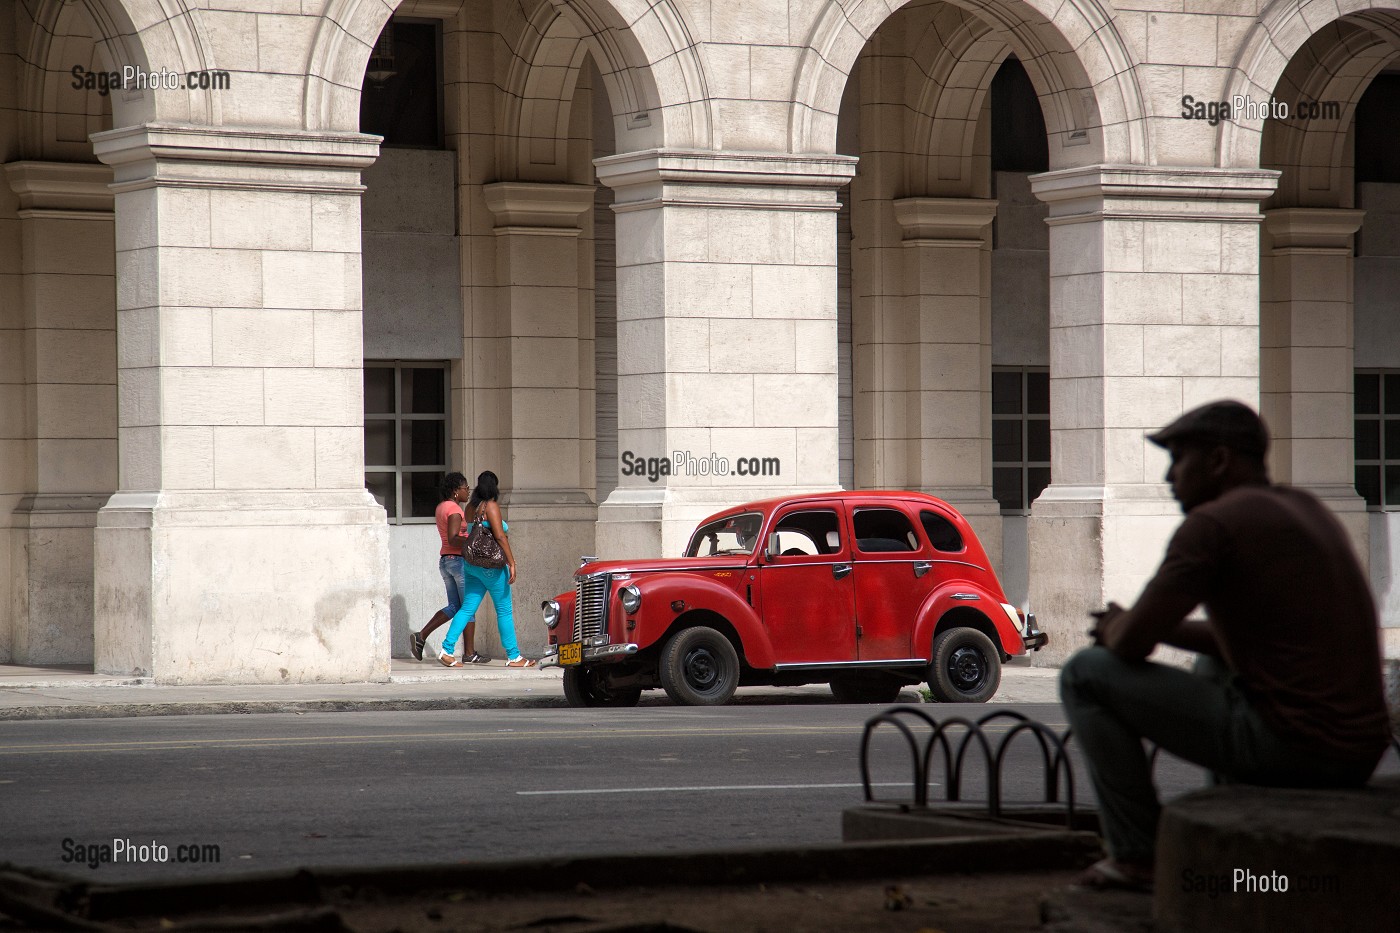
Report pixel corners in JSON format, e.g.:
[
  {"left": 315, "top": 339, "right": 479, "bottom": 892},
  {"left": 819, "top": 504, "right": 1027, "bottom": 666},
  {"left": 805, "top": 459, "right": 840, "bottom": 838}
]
[{"left": 559, "top": 642, "right": 582, "bottom": 666}]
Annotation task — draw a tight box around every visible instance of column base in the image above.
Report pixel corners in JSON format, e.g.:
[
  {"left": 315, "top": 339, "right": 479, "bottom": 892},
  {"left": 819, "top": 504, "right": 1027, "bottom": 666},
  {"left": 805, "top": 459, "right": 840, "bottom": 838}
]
[
  {"left": 483, "top": 492, "right": 597, "bottom": 659},
  {"left": 94, "top": 490, "right": 390, "bottom": 684},
  {"left": 1027, "top": 484, "right": 1182, "bottom": 667},
  {"left": 10, "top": 495, "right": 106, "bottom": 665}
]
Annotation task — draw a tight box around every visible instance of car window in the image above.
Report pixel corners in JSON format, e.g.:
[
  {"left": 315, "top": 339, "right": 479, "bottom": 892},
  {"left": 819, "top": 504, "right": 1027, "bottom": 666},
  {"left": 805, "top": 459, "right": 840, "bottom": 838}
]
[
  {"left": 920, "top": 509, "right": 964, "bottom": 553},
  {"left": 853, "top": 507, "right": 918, "bottom": 553},
  {"left": 771, "top": 509, "right": 841, "bottom": 556},
  {"left": 685, "top": 512, "right": 764, "bottom": 557}
]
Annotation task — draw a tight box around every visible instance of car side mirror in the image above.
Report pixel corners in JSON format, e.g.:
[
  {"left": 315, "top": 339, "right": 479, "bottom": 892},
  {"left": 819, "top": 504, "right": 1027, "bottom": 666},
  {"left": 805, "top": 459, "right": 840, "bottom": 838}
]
[{"left": 765, "top": 533, "right": 781, "bottom": 561}]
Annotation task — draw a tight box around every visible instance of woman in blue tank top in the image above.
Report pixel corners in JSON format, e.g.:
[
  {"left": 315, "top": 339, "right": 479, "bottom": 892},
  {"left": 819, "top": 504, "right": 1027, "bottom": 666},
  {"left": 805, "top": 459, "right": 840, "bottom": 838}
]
[{"left": 440, "top": 471, "right": 534, "bottom": 667}]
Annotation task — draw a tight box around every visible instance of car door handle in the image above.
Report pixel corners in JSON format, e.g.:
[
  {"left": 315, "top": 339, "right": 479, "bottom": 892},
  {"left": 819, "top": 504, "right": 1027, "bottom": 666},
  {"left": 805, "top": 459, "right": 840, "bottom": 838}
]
[
  {"left": 832, "top": 563, "right": 852, "bottom": 580},
  {"left": 913, "top": 561, "right": 932, "bottom": 578}
]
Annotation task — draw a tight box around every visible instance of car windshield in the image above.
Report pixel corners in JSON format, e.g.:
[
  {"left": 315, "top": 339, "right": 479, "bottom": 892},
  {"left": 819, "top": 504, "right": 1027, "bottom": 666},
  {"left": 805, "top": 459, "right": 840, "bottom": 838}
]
[{"left": 685, "top": 512, "right": 764, "bottom": 557}]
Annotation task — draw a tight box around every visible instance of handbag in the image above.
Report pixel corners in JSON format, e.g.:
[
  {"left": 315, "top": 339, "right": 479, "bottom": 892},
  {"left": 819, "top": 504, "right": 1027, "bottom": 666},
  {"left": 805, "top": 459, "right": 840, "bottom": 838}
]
[{"left": 464, "top": 506, "right": 507, "bottom": 569}]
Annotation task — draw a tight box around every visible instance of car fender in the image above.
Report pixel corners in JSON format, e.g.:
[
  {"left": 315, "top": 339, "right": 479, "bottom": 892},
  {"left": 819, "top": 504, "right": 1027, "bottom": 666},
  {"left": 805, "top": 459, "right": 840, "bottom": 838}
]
[
  {"left": 913, "top": 584, "right": 1025, "bottom": 658},
  {"left": 544, "top": 590, "right": 577, "bottom": 645},
  {"left": 629, "top": 573, "right": 775, "bottom": 669}
]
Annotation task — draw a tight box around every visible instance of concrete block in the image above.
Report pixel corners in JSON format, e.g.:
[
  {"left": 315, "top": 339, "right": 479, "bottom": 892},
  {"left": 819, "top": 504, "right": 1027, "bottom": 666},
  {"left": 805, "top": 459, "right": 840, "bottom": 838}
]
[
  {"left": 212, "top": 426, "right": 316, "bottom": 488},
  {"left": 1155, "top": 780, "right": 1400, "bottom": 933}
]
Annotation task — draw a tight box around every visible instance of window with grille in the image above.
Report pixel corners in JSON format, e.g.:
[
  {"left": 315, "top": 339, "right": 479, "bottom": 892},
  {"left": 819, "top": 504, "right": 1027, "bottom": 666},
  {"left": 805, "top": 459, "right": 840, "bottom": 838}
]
[
  {"left": 992, "top": 368, "right": 1051, "bottom": 513},
  {"left": 1354, "top": 371, "right": 1400, "bottom": 509},
  {"left": 364, "top": 362, "right": 449, "bottom": 522}
]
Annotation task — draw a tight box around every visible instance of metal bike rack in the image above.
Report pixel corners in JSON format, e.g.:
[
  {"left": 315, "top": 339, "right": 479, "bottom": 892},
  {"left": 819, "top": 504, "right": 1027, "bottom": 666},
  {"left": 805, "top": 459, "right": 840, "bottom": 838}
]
[{"left": 858, "top": 707, "right": 1081, "bottom": 829}]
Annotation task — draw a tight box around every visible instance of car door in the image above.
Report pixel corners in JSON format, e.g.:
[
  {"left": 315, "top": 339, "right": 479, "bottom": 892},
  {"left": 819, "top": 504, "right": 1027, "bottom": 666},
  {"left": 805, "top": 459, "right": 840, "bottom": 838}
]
[
  {"left": 850, "top": 502, "right": 936, "bottom": 660},
  {"left": 757, "top": 504, "right": 857, "bottom": 664}
]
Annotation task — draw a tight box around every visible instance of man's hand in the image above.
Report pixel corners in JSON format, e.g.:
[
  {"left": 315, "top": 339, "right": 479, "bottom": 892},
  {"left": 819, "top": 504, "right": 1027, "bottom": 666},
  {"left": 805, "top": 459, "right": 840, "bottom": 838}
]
[{"left": 1088, "top": 602, "right": 1127, "bottom": 646}]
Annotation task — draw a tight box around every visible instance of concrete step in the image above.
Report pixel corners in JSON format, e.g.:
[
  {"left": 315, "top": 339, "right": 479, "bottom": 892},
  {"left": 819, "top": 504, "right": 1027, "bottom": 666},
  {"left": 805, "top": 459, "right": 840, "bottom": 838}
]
[{"left": 1154, "top": 776, "right": 1400, "bottom": 933}]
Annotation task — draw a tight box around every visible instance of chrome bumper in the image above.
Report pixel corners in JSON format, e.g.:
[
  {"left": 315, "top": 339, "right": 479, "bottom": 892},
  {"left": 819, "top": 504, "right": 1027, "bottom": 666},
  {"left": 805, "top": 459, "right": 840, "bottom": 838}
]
[
  {"left": 1023, "top": 614, "right": 1048, "bottom": 651},
  {"left": 539, "top": 642, "right": 639, "bottom": 669}
]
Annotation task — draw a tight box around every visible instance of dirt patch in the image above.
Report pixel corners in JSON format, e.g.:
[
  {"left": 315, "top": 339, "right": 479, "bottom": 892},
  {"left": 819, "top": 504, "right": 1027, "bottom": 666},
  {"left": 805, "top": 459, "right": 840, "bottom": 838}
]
[{"left": 319, "top": 870, "right": 1085, "bottom": 933}]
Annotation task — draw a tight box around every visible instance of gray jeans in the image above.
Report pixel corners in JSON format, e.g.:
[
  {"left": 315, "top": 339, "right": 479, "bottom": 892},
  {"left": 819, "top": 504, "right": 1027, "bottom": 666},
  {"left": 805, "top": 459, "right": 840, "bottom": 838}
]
[{"left": 1059, "top": 646, "right": 1373, "bottom": 864}]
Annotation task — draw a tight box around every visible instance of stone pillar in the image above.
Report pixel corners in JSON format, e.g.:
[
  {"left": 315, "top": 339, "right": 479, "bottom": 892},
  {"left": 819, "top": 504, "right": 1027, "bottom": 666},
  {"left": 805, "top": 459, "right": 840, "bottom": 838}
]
[
  {"left": 1261, "top": 208, "right": 1369, "bottom": 565},
  {"left": 2, "top": 162, "right": 116, "bottom": 664},
  {"left": 1027, "top": 166, "right": 1278, "bottom": 664},
  {"left": 593, "top": 151, "right": 857, "bottom": 558},
  {"left": 89, "top": 124, "right": 389, "bottom": 684},
  {"left": 891, "top": 197, "right": 1001, "bottom": 569},
  {"left": 481, "top": 181, "right": 597, "bottom": 656}
]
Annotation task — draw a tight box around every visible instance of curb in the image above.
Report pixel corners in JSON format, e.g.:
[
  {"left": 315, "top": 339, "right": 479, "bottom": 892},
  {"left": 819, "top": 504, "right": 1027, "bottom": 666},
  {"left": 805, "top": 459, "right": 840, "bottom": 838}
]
[
  {"left": 1, "top": 833, "right": 1103, "bottom": 929},
  {"left": 0, "top": 696, "right": 570, "bottom": 722}
]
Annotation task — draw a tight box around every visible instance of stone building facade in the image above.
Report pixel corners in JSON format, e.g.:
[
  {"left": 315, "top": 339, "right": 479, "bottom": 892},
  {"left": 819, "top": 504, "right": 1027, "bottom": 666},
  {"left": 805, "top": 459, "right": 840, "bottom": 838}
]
[{"left": 2, "top": 0, "right": 1398, "bottom": 682}]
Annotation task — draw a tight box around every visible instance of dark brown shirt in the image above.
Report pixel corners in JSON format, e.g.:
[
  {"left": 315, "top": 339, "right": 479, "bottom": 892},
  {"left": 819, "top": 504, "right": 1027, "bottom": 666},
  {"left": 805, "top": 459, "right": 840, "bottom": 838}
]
[{"left": 1140, "top": 484, "right": 1390, "bottom": 764}]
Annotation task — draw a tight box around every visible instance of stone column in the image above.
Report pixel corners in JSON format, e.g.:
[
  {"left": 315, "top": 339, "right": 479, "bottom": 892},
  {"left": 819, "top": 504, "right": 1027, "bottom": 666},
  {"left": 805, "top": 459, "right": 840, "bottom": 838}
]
[
  {"left": 2, "top": 162, "right": 116, "bottom": 664},
  {"left": 891, "top": 197, "right": 1001, "bottom": 568},
  {"left": 593, "top": 151, "right": 857, "bottom": 558},
  {"left": 1261, "top": 208, "right": 1368, "bottom": 564},
  {"left": 480, "top": 181, "right": 597, "bottom": 656},
  {"left": 89, "top": 124, "right": 389, "bottom": 684},
  {"left": 1027, "top": 165, "right": 1278, "bottom": 664}
]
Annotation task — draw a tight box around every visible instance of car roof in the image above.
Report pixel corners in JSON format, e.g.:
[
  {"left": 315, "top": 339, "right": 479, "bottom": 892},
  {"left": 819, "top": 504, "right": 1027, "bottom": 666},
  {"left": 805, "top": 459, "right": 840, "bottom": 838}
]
[{"left": 700, "top": 490, "right": 960, "bottom": 522}]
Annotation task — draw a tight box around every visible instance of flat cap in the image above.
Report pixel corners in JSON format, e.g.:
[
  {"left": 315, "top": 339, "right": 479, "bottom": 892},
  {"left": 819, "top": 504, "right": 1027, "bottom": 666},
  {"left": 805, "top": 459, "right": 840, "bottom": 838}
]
[{"left": 1147, "top": 400, "right": 1269, "bottom": 457}]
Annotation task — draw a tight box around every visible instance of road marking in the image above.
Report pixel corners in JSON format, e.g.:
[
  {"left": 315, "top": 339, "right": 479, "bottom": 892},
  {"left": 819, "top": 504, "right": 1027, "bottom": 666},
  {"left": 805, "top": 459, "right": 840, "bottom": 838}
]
[{"left": 517, "top": 782, "right": 922, "bottom": 796}]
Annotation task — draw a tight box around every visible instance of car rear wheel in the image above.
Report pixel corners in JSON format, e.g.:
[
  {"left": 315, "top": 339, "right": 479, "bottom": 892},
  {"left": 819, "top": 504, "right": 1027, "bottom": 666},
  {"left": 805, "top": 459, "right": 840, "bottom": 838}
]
[
  {"left": 562, "top": 667, "right": 642, "bottom": 708},
  {"left": 829, "top": 673, "right": 903, "bottom": 704},
  {"left": 659, "top": 626, "right": 740, "bottom": 706},
  {"left": 928, "top": 628, "right": 1001, "bottom": 703}
]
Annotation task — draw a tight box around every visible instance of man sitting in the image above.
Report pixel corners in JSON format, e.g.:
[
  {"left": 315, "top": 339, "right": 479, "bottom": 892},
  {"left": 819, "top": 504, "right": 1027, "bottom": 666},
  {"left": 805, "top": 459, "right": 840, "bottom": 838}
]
[{"left": 1060, "top": 400, "right": 1392, "bottom": 891}]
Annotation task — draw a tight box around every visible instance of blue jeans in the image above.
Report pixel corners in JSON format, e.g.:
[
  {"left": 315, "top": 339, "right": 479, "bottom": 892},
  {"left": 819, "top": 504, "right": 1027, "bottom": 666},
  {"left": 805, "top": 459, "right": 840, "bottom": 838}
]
[
  {"left": 1060, "top": 646, "right": 1375, "bottom": 864},
  {"left": 442, "top": 563, "right": 518, "bottom": 661},
  {"left": 438, "top": 555, "right": 467, "bottom": 619}
]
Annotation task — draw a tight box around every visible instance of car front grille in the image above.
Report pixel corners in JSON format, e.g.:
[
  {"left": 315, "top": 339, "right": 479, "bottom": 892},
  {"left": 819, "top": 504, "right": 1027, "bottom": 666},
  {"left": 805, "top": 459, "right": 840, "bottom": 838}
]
[{"left": 574, "top": 573, "right": 609, "bottom": 643}]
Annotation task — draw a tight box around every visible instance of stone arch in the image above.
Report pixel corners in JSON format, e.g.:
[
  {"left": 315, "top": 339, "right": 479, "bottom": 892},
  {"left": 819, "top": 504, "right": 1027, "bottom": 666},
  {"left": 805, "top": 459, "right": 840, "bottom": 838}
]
[
  {"left": 1222, "top": 0, "right": 1400, "bottom": 169},
  {"left": 1262, "top": 19, "right": 1399, "bottom": 206},
  {"left": 791, "top": 0, "right": 1147, "bottom": 165},
  {"left": 19, "top": 0, "right": 221, "bottom": 132},
  {"left": 306, "top": 0, "right": 713, "bottom": 151},
  {"left": 905, "top": 9, "right": 1007, "bottom": 195}
]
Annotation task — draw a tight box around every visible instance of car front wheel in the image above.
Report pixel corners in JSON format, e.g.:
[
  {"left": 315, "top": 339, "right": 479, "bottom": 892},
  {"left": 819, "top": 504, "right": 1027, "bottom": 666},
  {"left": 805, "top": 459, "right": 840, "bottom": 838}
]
[
  {"left": 927, "top": 627, "right": 1001, "bottom": 703},
  {"left": 659, "top": 626, "right": 740, "bottom": 706},
  {"left": 562, "top": 667, "right": 642, "bottom": 708}
]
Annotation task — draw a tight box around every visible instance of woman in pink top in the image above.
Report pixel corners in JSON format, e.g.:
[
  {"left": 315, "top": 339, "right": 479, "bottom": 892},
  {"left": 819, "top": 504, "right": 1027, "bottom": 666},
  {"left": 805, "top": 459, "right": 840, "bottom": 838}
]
[{"left": 407, "top": 472, "right": 487, "bottom": 664}]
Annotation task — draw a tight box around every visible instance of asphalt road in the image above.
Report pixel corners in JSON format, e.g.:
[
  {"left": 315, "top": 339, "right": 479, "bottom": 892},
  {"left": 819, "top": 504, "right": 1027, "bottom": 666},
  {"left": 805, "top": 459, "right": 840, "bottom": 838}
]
[{"left": 0, "top": 703, "right": 1205, "bottom": 883}]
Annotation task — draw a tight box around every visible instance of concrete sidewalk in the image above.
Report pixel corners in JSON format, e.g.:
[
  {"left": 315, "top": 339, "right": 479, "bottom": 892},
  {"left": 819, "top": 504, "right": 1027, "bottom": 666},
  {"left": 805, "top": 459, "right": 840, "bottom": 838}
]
[{"left": 0, "top": 659, "right": 1064, "bottom": 720}]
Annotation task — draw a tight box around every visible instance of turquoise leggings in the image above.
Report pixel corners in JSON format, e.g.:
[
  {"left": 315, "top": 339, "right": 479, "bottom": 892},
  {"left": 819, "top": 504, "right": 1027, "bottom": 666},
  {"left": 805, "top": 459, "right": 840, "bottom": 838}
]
[{"left": 441, "top": 562, "right": 518, "bottom": 661}]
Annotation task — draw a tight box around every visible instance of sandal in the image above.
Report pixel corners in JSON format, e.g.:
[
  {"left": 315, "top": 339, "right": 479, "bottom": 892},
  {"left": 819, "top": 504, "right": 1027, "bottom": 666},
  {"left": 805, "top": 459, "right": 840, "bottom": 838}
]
[
  {"left": 438, "top": 652, "right": 464, "bottom": 668},
  {"left": 505, "top": 657, "right": 537, "bottom": 668},
  {"left": 409, "top": 631, "right": 426, "bottom": 661},
  {"left": 1072, "top": 858, "right": 1154, "bottom": 893}
]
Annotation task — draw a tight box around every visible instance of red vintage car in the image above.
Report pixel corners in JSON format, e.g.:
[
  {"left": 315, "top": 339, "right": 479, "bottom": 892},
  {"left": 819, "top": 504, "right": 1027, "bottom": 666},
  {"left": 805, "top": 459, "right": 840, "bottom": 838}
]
[{"left": 539, "top": 491, "right": 1047, "bottom": 706}]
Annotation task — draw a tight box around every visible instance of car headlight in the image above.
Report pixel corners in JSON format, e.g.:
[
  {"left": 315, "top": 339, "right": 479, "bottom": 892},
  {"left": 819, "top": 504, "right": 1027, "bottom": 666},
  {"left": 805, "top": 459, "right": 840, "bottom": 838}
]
[
  {"left": 542, "top": 600, "right": 560, "bottom": 629},
  {"left": 619, "top": 584, "right": 641, "bottom": 614},
  {"left": 1001, "top": 603, "right": 1025, "bottom": 633}
]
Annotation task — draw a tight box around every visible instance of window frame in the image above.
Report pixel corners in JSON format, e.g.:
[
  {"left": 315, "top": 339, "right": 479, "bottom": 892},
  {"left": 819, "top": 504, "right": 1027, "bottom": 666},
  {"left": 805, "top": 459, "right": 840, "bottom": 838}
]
[
  {"left": 364, "top": 360, "right": 451, "bottom": 524},
  {"left": 991, "top": 366, "right": 1051, "bottom": 515},
  {"left": 1353, "top": 369, "right": 1400, "bottom": 511}
]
